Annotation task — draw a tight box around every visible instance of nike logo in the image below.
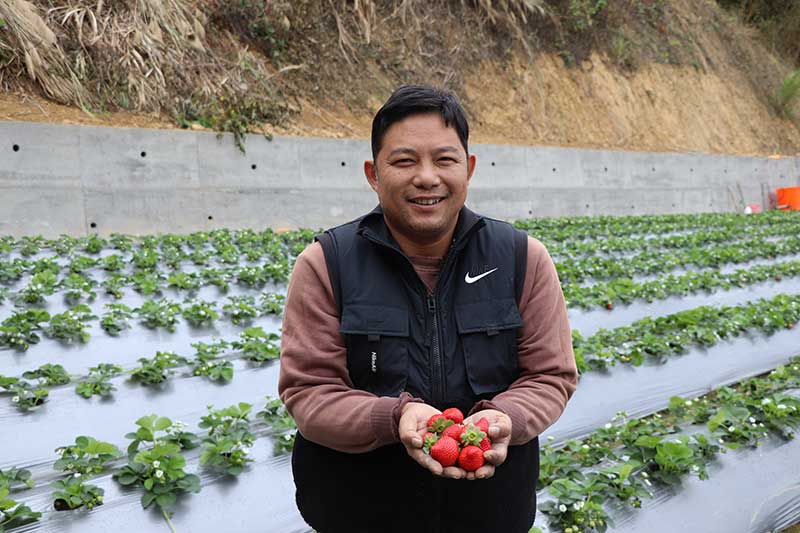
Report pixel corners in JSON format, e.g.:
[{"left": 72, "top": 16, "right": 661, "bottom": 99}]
[{"left": 465, "top": 267, "right": 498, "bottom": 284}]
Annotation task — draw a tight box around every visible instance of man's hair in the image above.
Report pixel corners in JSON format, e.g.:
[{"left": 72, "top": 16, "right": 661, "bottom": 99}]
[{"left": 370, "top": 84, "right": 470, "bottom": 160}]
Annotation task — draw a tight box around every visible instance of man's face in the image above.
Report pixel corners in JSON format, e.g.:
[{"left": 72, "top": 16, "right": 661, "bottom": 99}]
[{"left": 365, "top": 112, "right": 476, "bottom": 247}]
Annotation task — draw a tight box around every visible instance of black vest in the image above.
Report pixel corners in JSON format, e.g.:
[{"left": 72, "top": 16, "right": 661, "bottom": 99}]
[{"left": 291, "top": 206, "right": 539, "bottom": 533}]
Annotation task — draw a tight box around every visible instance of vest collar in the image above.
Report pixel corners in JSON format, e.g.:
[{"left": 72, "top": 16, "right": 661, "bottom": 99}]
[{"left": 356, "top": 204, "right": 485, "bottom": 253}]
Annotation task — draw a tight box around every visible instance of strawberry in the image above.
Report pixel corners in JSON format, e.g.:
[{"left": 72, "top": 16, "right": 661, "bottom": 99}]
[
  {"left": 427, "top": 414, "right": 454, "bottom": 434},
  {"left": 606, "top": 303, "right": 614, "bottom": 310},
  {"left": 475, "top": 417, "right": 490, "bottom": 434},
  {"left": 479, "top": 437, "right": 492, "bottom": 452},
  {"left": 458, "top": 445, "right": 485, "bottom": 472},
  {"left": 422, "top": 432, "right": 439, "bottom": 454},
  {"left": 430, "top": 436, "right": 460, "bottom": 467},
  {"left": 460, "top": 423, "right": 487, "bottom": 447},
  {"left": 442, "top": 407, "right": 464, "bottom": 425},
  {"left": 442, "top": 423, "right": 465, "bottom": 443}
]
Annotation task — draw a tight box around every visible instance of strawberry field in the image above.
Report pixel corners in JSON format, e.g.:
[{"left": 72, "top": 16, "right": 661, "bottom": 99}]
[{"left": 1, "top": 211, "right": 799, "bottom": 533}]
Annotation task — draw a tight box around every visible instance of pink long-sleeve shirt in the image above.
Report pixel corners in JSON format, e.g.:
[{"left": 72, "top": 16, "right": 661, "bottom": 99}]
[{"left": 278, "top": 234, "right": 578, "bottom": 453}]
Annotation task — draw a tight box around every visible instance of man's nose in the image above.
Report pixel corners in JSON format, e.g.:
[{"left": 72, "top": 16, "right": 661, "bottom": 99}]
[{"left": 412, "top": 160, "right": 441, "bottom": 188}]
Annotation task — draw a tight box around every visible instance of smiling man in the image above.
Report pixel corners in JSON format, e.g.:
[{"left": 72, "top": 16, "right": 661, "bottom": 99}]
[{"left": 278, "top": 85, "right": 578, "bottom": 533}]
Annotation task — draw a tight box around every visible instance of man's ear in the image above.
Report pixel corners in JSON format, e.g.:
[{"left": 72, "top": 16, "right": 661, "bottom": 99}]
[
  {"left": 364, "top": 160, "right": 379, "bottom": 192},
  {"left": 466, "top": 153, "right": 477, "bottom": 184}
]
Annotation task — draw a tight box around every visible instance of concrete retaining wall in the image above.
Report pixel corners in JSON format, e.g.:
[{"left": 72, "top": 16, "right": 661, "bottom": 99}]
[{"left": 1, "top": 120, "right": 798, "bottom": 237}]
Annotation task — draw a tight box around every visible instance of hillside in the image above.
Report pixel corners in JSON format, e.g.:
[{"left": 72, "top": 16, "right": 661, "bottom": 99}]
[{"left": 0, "top": 0, "right": 799, "bottom": 155}]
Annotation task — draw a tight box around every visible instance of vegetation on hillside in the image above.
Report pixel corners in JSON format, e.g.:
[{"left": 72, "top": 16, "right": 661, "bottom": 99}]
[{"left": 0, "top": 0, "right": 798, "bottom": 148}]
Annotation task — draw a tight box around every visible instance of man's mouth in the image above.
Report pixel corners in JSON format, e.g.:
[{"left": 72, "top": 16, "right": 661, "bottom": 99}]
[{"left": 409, "top": 197, "right": 445, "bottom": 206}]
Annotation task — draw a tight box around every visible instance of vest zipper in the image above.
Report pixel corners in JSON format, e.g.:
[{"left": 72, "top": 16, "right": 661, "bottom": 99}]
[{"left": 427, "top": 294, "right": 442, "bottom": 407}]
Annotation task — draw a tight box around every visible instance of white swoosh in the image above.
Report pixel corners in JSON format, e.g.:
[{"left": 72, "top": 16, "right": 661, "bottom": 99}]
[{"left": 464, "top": 267, "right": 498, "bottom": 284}]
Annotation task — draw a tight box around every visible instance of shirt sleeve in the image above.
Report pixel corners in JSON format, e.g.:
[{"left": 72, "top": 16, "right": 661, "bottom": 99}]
[
  {"left": 469, "top": 236, "right": 579, "bottom": 445},
  {"left": 277, "top": 242, "right": 419, "bottom": 453}
]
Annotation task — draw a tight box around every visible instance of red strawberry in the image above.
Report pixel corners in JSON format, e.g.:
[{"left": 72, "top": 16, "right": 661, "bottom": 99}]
[
  {"left": 475, "top": 417, "right": 490, "bottom": 434},
  {"left": 422, "top": 432, "right": 439, "bottom": 453},
  {"left": 442, "top": 407, "right": 464, "bottom": 425},
  {"left": 427, "top": 414, "right": 454, "bottom": 434},
  {"left": 458, "top": 445, "right": 485, "bottom": 472},
  {"left": 442, "top": 424, "right": 465, "bottom": 443},
  {"left": 606, "top": 303, "right": 614, "bottom": 310},
  {"left": 479, "top": 437, "right": 492, "bottom": 452},
  {"left": 430, "top": 436, "right": 460, "bottom": 467},
  {"left": 460, "top": 423, "right": 487, "bottom": 447}
]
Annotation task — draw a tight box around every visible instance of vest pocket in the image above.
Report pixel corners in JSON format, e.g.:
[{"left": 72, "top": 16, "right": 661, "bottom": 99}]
[
  {"left": 340, "top": 304, "right": 409, "bottom": 397},
  {"left": 455, "top": 298, "right": 522, "bottom": 396}
]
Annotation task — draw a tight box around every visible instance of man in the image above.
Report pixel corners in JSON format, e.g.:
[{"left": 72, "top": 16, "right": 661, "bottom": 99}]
[{"left": 278, "top": 85, "right": 578, "bottom": 533}]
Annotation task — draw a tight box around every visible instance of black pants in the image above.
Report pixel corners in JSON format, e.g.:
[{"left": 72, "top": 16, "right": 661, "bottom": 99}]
[{"left": 292, "top": 432, "right": 539, "bottom": 533}]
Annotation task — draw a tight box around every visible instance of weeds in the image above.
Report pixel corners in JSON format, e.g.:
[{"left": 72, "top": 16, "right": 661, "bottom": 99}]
[{"left": 772, "top": 68, "right": 800, "bottom": 118}]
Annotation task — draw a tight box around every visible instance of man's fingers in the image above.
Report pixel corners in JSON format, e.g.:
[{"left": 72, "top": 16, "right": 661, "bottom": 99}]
[
  {"left": 441, "top": 466, "right": 465, "bottom": 480},
  {"left": 488, "top": 423, "right": 511, "bottom": 440},
  {"left": 474, "top": 464, "right": 495, "bottom": 479},
  {"left": 484, "top": 442, "right": 509, "bottom": 466}
]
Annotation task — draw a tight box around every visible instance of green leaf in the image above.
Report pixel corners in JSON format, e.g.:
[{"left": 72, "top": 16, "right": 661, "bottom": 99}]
[
  {"left": 155, "top": 492, "right": 177, "bottom": 509},
  {"left": 154, "top": 417, "right": 172, "bottom": 431},
  {"left": 141, "top": 491, "right": 156, "bottom": 509}
]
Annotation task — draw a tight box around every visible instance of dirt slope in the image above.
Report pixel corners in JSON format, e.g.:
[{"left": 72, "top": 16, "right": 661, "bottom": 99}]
[{"left": 0, "top": 0, "right": 798, "bottom": 156}]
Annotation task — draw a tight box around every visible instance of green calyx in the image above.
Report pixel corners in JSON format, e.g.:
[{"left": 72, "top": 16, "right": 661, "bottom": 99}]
[
  {"left": 423, "top": 433, "right": 440, "bottom": 454},
  {"left": 460, "top": 424, "right": 487, "bottom": 446},
  {"left": 428, "top": 417, "right": 454, "bottom": 434}
]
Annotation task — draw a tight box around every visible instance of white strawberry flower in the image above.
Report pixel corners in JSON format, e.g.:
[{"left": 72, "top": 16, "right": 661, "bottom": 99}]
[
  {"left": 73, "top": 472, "right": 81, "bottom": 478},
  {"left": 152, "top": 460, "right": 160, "bottom": 468},
  {"left": 604, "top": 423, "right": 612, "bottom": 429},
  {"left": 154, "top": 469, "right": 164, "bottom": 478},
  {"left": 749, "top": 417, "right": 756, "bottom": 424},
  {"left": 778, "top": 404, "right": 787, "bottom": 410},
  {"left": 685, "top": 400, "right": 693, "bottom": 406},
  {"left": 558, "top": 504, "right": 567, "bottom": 513},
  {"left": 11, "top": 396, "right": 19, "bottom": 403},
  {"left": 581, "top": 444, "right": 590, "bottom": 450},
  {"left": 762, "top": 398, "right": 772, "bottom": 405},
  {"left": 621, "top": 455, "right": 630, "bottom": 462}
]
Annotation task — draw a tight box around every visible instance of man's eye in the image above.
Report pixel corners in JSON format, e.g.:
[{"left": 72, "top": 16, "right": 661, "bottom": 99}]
[
  {"left": 394, "top": 158, "right": 414, "bottom": 165},
  {"left": 439, "top": 157, "right": 456, "bottom": 163}
]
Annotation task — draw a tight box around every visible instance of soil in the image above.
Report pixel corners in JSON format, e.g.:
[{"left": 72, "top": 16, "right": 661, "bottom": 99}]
[{"left": 1, "top": 0, "right": 799, "bottom": 157}]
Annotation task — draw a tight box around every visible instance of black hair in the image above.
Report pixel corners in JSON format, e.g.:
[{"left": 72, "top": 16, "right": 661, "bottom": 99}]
[{"left": 370, "top": 84, "right": 470, "bottom": 160}]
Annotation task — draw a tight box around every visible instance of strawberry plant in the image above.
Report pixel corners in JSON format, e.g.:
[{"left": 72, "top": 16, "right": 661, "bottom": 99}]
[
  {"left": 22, "top": 363, "right": 71, "bottom": 386},
  {"left": 62, "top": 272, "right": 97, "bottom": 303},
  {"left": 199, "top": 267, "right": 232, "bottom": 291},
  {"left": 100, "top": 303, "right": 134, "bottom": 335},
  {"left": 0, "top": 467, "right": 34, "bottom": 490},
  {"left": 67, "top": 255, "right": 98, "bottom": 274},
  {"left": 81, "top": 234, "right": 107, "bottom": 254},
  {"left": 130, "top": 248, "right": 160, "bottom": 271},
  {"left": 100, "top": 254, "right": 126, "bottom": 272},
  {"left": 29, "top": 256, "right": 59, "bottom": 275},
  {"left": 137, "top": 298, "right": 182, "bottom": 331},
  {"left": 51, "top": 475, "right": 105, "bottom": 511},
  {"left": 115, "top": 417, "right": 201, "bottom": 527},
  {"left": 46, "top": 304, "right": 96, "bottom": 343},
  {"left": 131, "top": 271, "right": 163, "bottom": 295},
  {"left": 15, "top": 270, "right": 58, "bottom": 304},
  {"left": 232, "top": 326, "right": 280, "bottom": 362},
  {"left": 235, "top": 265, "right": 268, "bottom": 287},
  {"left": 101, "top": 273, "right": 129, "bottom": 299},
  {"left": 182, "top": 299, "right": 219, "bottom": 327},
  {"left": 0, "top": 487, "right": 41, "bottom": 531},
  {"left": 1, "top": 377, "right": 49, "bottom": 410},
  {"left": 130, "top": 351, "right": 189, "bottom": 385},
  {"left": 260, "top": 291, "right": 286, "bottom": 315},
  {"left": 18, "top": 235, "right": 45, "bottom": 257},
  {"left": 222, "top": 295, "right": 260, "bottom": 325},
  {"left": 190, "top": 249, "right": 212, "bottom": 266},
  {"left": 199, "top": 403, "right": 255, "bottom": 475},
  {"left": 258, "top": 396, "right": 297, "bottom": 455},
  {"left": 123, "top": 415, "right": 199, "bottom": 456},
  {"left": 54, "top": 436, "right": 122, "bottom": 476},
  {"left": 75, "top": 363, "right": 124, "bottom": 398},
  {"left": 167, "top": 271, "right": 200, "bottom": 292},
  {"left": 191, "top": 340, "right": 233, "bottom": 382},
  {"left": 0, "top": 309, "right": 50, "bottom": 350},
  {"left": 109, "top": 233, "right": 134, "bottom": 252},
  {"left": 0, "top": 259, "right": 28, "bottom": 283}
]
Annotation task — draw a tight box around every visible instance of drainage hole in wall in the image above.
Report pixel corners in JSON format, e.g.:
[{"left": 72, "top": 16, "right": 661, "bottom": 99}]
[
  {"left": 585, "top": 204, "right": 590, "bottom": 208},
  {"left": 651, "top": 167, "right": 656, "bottom": 172},
  {"left": 690, "top": 168, "right": 694, "bottom": 172},
  {"left": 12, "top": 144, "right": 20, "bottom": 152},
  {"left": 552, "top": 168, "right": 557, "bottom": 172},
  {"left": 251, "top": 164, "right": 257, "bottom": 170},
  {"left": 341, "top": 161, "right": 346, "bottom": 167},
  {"left": 140, "top": 151, "right": 147, "bottom": 158},
  {"left": 604, "top": 167, "right": 608, "bottom": 172},
  {"left": 208, "top": 215, "right": 213, "bottom": 220},
  {"left": 491, "top": 162, "right": 496, "bottom": 166},
  {"left": 89, "top": 222, "right": 97, "bottom": 229},
  {"left": 528, "top": 210, "right": 532, "bottom": 215}
]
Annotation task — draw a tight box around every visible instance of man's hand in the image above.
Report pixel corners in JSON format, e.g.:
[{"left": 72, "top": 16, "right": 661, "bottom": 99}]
[
  {"left": 462, "top": 409, "right": 512, "bottom": 480},
  {"left": 398, "top": 402, "right": 470, "bottom": 479}
]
